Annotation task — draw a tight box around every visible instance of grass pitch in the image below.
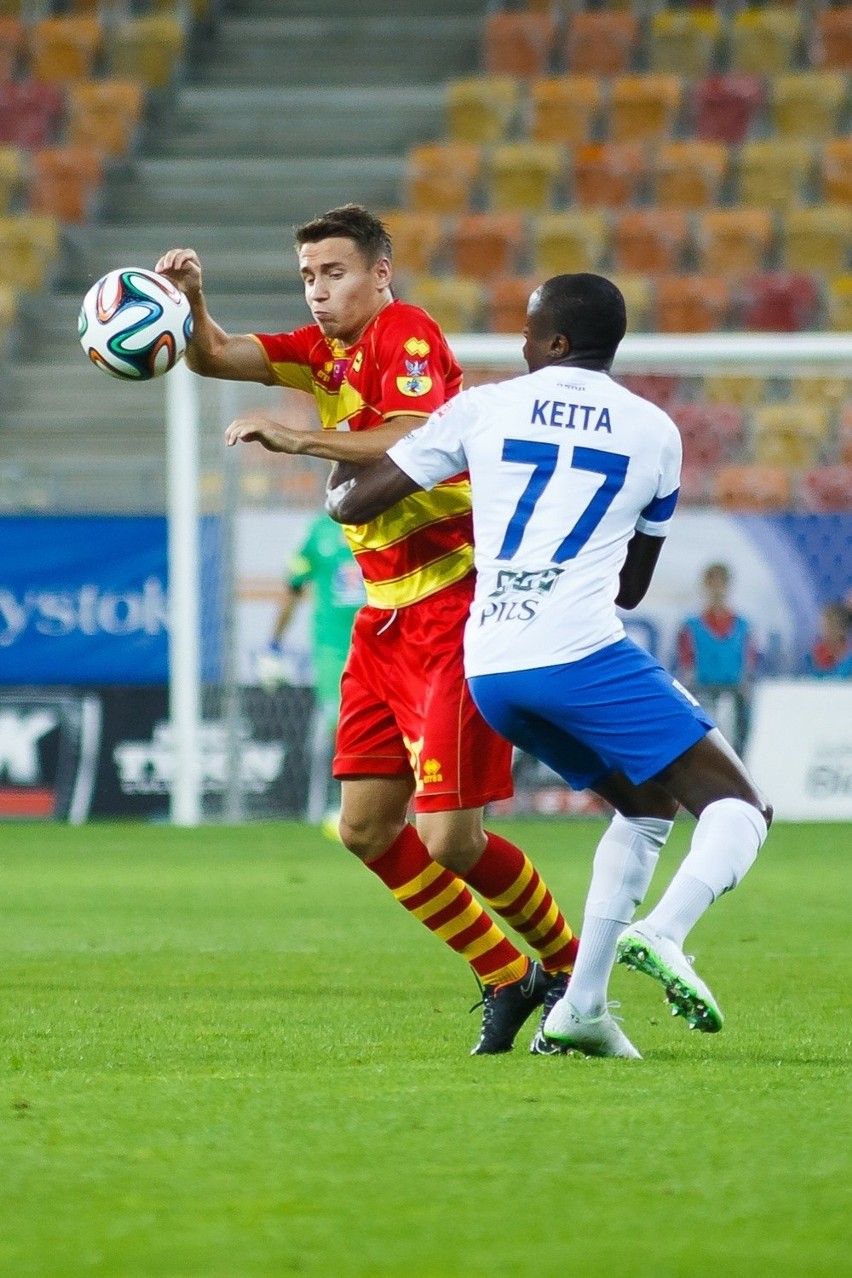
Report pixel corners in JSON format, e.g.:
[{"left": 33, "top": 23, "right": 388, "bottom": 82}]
[{"left": 0, "top": 819, "right": 848, "bottom": 1277}]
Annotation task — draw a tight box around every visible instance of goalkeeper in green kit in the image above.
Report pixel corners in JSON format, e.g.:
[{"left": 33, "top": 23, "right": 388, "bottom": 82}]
[{"left": 262, "top": 511, "right": 365, "bottom": 829}]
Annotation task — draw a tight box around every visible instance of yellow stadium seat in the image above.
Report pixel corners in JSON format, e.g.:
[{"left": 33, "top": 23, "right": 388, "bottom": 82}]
[
  {"left": 107, "top": 16, "right": 184, "bottom": 89},
  {"left": 564, "top": 12, "right": 639, "bottom": 75},
  {"left": 406, "top": 142, "right": 481, "bottom": 215},
  {"left": 572, "top": 141, "right": 646, "bottom": 210},
  {"left": 770, "top": 72, "right": 848, "bottom": 140},
  {"left": 736, "top": 139, "right": 814, "bottom": 208},
  {"left": 488, "top": 142, "right": 564, "bottom": 213},
  {"left": 728, "top": 7, "right": 802, "bottom": 74},
  {"left": 29, "top": 15, "right": 102, "bottom": 83},
  {"left": 0, "top": 214, "right": 60, "bottom": 291},
  {"left": 714, "top": 464, "right": 792, "bottom": 512},
  {"left": 608, "top": 74, "right": 683, "bottom": 144},
  {"left": 406, "top": 275, "right": 485, "bottom": 334},
  {"left": 532, "top": 210, "right": 609, "bottom": 276},
  {"left": 487, "top": 274, "right": 539, "bottom": 334},
  {"left": 446, "top": 76, "right": 519, "bottom": 145},
  {"left": 0, "top": 280, "right": 16, "bottom": 332},
  {"left": 812, "top": 7, "right": 852, "bottom": 71},
  {"left": 380, "top": 210, "right": 444, "bottom": 276},
  {"left": 613, "top": 209, "right": 689, "bottom": 275},
  {"left": 449, "top": 212, "right": 525, "bottom": 281},
  {"left": 0, "top": 144, "right": 23, "bottom": 214},
  {"left": 655, "top": 274, "right": 731, "bottom": 334},
  {"left": 781, "top": 205, "right": 852, "bottom": 275},
  {"left": 695, "top": 208, "right": 774, "bottom": 275},
  {"left": 67, "top": 79, "right": 145, "bottom": 157},
  {"left": 752, "top": 403, "right": 830, "bottom": 469},
  {"left": 648, "top": 9, "right": 723, "bottom": 75},
  {"left": 702, "top": 374, "right": 768, "bottom": 409},
  {"left": 826, "top": 275, "right": 852, "bottom": 332},
  {"left": 608, "top": 273, "right": 654, "bottom": 333},
  {"left": 653, "top": 140, "right": 727, "bottom": 209},
  {"left": 529, "top": 75, "right": 602, "bottom": 146},
  {"left": 789, "top": 374, "right": 847, "bottom": 415},
  {"left": 821, "top": 138, "right": 852, "bottom": 205},
  {"left": 483, "top": 11, "right": 556, "bottom": 79}
]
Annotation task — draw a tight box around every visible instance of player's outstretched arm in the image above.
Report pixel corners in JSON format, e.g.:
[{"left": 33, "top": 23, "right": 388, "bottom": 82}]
[
  {"left": 616, "top": 531, "right": 666, "bottom": 609},
  {"left": 325, "top": 456, "right": 421, "bottom": 525},
  {"left": 154, "top": 248, "right": 272, "bottom": 384}
]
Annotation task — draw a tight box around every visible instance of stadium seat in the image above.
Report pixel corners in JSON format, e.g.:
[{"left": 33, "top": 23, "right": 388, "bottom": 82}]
[
  {"left": 619, "top": 374, "right": 681, "bottom": 412},
  {"left": 406, "top": 142, "right": 481, "bottom": 215},
  {"left": 678, "top": 462, "right": 713, "bottom": 505},
  {"left": 532, "top": 210, "right": 609, "bottom": 276},
  {"left": 488, "top": 142, "right": 564, "bottom": 213},
  {"left": 752, "top": 403, "right": 831, "bottom": 469},
  {"left": 840, "top": 404, "right": 852, "bottom": 463},
  {"left": 380, "top": 210, "right": 444, "bottom": 275},
  {"left": 107, "top": 15, "right": 185, "bottom": 89},
  {"left": 669, "top": 402, "right": 744, "bottom": 468},
  {"left": 648, "top": 9, "right": 723, "bottom": 75},
  {"left": 788, "top": 374, "right": 847, "bottom": 413},
  {"left": 812, "top": 7, "right": 852, "bottom": 70},
  {"left": 607, "top": 273, "right": 653, "bottom": 332},
  {"left": 735, "top": 139, "right": 814, "bottom": 208},
  {"left": 612, "top": 209, "right": 690, "bottom": 275},
  {"left": 608, "top": 74, "right": 683, "bottom": 144},
  {"left": 713, "top": 464, "right": 792, "bottom": 512},
  {"left": 821, "top": 138, "right": 852, "bottom": 205},
  {"left": 29, "top": 16, "right": 102, "bottom": 83},
  {"left": 702, "top": 374, "right": 767, "bottom": 409},
  {"left": 445, "top": 76, "right": 519, "bottom": 145},
  {"left": 740, "top": 271, "right": 821, "bottom": 331},
  {"left": 572, "top": 141, "right": 646, "bottom": 209},
  {"left": 695, "top": 208, "right": 774, "bottom": 275},
  {"left": 653, "top": 140, "right": 728, "bottom": 209},
  {"left": 564, "top": 12, "right": 639, "bottom": 75},
  {"left": 0, "top": 15, "right": 24, "bottom": 80},
  {"left": 690, "top": 73, "right": 765, "bottom": 144},
  {"left": 449, "top": 212, "right": 525, "bottom": 281},
  {"left": 826, "top": 274, "right": 852, "bottom": 332},
  {"left": 728, "top": 7, "right": 802, "bottom": 74},
  {"left": 781, "top": 205, "right": 852, "bottom": 276},
  {"left": 800, "top": 465, "right": 852, "bottom": 513},
  {"left": 482, "top": 12, "right": 556, "bottom": 78},
  {"left": 29, "top": 147, "right": 103, "bottom": 223},
  {"left": 770, "top": 72, "right": 848, "bottom": 139},
  {"left": 529, "top": 75, "right": 602, "bottom": 146},
  {"left": 487, "top": 274, "right": 539, "bottom": 334},
  {"left": 0, "top": 214, "right": 60, "bottom": 291},
  {"left": 0, "top": 145, "right": 23, "bottom": 214},
  {"left": 406, "top": 275, "right": 485, "bottom": 333},
  {"left": 0, "top": 80, "right": 64, "bottom": 148},
  {"left": 655, "top": 274, "right": 731, "bottom": 333},
  {"left": 67, "top": 79, "right": 145, "bottom": 157},
  {"left": 0, "top": 280, "right": 16, "bottom": 335}
]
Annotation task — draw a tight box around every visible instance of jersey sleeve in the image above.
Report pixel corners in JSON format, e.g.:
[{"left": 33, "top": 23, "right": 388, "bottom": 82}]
[
  {"left": 374, "top": 306, "right": 462, "bottom": 420},
  {"left": 387, "top": 395, "right": 469, "bottom": 491},
  {"left": 252, "top": 327, "right": 317, "bottom": 393},
  {"left": 635, "top": 421, "right": 682, "bottom": 537}
]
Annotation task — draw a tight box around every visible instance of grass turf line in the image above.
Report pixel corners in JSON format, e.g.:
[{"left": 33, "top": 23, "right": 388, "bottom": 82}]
[{"left": 0, "top": 820, "right": 848, "bottom": 1276}]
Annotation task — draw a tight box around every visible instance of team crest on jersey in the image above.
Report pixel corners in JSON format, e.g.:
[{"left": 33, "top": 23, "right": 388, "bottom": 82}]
[
  {"left": 397, "top": 358, "right": 432, "bottom": 397},
  {"left": 316, "top": 356, "right": 349, "bottom": 390},
  {"left": 404, "top": 337, "right": 430, "bottom": 358}
]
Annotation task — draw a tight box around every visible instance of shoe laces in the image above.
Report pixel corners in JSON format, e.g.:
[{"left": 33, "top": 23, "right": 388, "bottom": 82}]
[{"left": 604, "top": 1000, "right": 625, "bottom": 1024}]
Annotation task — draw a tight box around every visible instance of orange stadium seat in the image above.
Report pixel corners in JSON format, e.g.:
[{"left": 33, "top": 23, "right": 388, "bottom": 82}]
[
  {"left": 487, "top": 274, "right": 539, "bottom": 334},
  {"left": 67, "top": 79, "right": 145, "bottom": 157},
  {"left": 0, "top": 145, "right": 23, "bottom": 214},
  {"left": 564, "top": 12, "right": 639, "bottom": 75},
  {"left": 608, "top": 274, "right": 654, "bottom": 333},
  {"left": 0, "top": 16, "right": 25, "bottom": 80},
  {"left": 0, "top": 214, "right": 60, "bottom": 291},
  {"left": 812, "top": 7, "right": 852, "bottom": 70},
  {"left": 655, "top": 275, "right": 731, "bottom": 333},
  {"left": 653, "top": 140, "right": 728, "bottom": 209},
  {"left": 449, "top": 212, "right": 525, "bottom": 281},
  {"left": 670, "top": 402, "right": 745, "bottom": 468},
  {"left": 29, "top": 147, "right": 103, "bottom": 223},
  {"left": 406, "top": 142, "right": 481, "bottom": 215},
  {"left": 29, "top": 16, "right": 102, "bottom": 83},
  {"left": 826, "top": 274, "right": 852, "bottom": 331},
  {"left": 702, "top": 374, "right": 768, "bottom": 410},
  {"left": 380, "top": 210, "right": 444, "bottom": 275},
  {"left": 690, "top": 73, "right": 765, "bottom": 144},
  {"left": 608, "top": 74, "right": 683, "bottom": 144},
  {"left": 529, "top": 76, "right": 603, "bottom": 146},
  {"left": 107, "top": 15, "right": 184, "bottom": 89},
  {"left": 488, "top": 142, "right": 564, "bottom": 213},
  {"left": 752, "top": 403, "right": 830, "bottom": 469},
  {"left": 532, "top": 210, "right": 609, "bottom": 276},
  {"left": 406, "top": 275, "right": 485, "bottom": 333},
  {"left": 770, "top": 72, "right": 848, "bottom": 139},
  {"left": 714, "top": 465, "right": 793, "bottom": 512},
  {"left": 648, "top": 9, "right": 723, "bottom": 75},
  {"left": 572, "top": 141, "right": 646, "bottom": 209},
  {"left": 695, "top": 208, "right": 774, "bottom": 275},
  {"left": 740, "top": 271, "right": 821, "bottom": 331},
  {"left": 446, "top": 76, "right": 519, "bottom": 145},
  {"left": 781, "top": 205, "right": 852, "bottom": 275},
  {"left": 735, "top": 139, "right": 814, "bottom": 208},
  {"left": 728, "top": 7, "right": 802, "bottom": 74},
  {"left": 801, "top": 465, "right": 852, "bottom": 513},
  {"left": 612, "top": 209, "right": 689, "bottom": 275},
  {"left": 619, "top": 374, "right": 681, "bottom": 412},
  {"left": 0, "top": 80, "right": 64, "bottom": 148},
  {"left": 483, "top": 11, "right": 556, "bottom": 78},
  {"left": 821, "top": 138, "right": 852, "bottom": 204}
]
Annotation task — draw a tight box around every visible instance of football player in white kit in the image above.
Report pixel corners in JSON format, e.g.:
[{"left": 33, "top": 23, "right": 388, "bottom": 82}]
[{"left": 327, "top": 274, "right": 773, "bottom": 1060}]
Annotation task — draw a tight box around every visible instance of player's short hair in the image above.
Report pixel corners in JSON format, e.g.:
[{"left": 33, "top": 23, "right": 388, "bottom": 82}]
[
  {"left": 703, "top": 562, "right": 731, "bottom": 584},
  {"left": 294, "top": 204, "right": 392, "bottom": 266},
  {"left": 535, "top": 273, "right": 627, "bottom": 364}
]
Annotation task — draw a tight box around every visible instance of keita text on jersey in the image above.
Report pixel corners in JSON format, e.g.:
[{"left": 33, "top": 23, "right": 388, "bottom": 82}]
[{"left": 530, "top": 400, "right": 613, "bottom": 433}]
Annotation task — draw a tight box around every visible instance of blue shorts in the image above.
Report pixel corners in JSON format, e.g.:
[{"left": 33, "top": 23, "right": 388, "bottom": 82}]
[{"left": 469, "top": 637, "right": 714, "bottom": 792}]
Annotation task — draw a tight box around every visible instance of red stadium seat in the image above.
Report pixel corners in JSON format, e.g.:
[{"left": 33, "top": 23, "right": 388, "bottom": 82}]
[
  {"left": 739, "top": 272, "right": 822, "bottom": 332},
  {"left": 0, "top": 80, "right": 64, "bottom": 148},
  {"left": 800, "top": 465, "right": 852, "bottom": 512},
  {"left": 690, "top": 74, "right": 765, "bottom": 144},
  {"left": 619, "top": 374, "right": 681, "bottom": 412},
  {"left": 669, "top": 402, "right": 745, "bottom": 469}
]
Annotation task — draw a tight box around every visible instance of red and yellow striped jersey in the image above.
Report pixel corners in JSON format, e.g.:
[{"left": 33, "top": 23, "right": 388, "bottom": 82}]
[{"left": 253, "top": 300, "right": 473, "bottom": 610}]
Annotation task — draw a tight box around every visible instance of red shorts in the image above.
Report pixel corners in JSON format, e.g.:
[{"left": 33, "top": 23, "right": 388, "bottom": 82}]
[{"left": 333, "top": 576, "right": 514, "bottom": 813}]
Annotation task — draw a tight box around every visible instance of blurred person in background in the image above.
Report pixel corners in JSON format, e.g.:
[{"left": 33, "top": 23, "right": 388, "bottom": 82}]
[{"left": 803, "top": 599, "right": 852, "bottom": 678}]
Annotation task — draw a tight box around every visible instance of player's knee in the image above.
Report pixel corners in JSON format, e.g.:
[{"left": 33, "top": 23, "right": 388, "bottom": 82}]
[
  {"left": 338, "top": 812, "right": 405, "bottom": 862},
  {"left": 419, "top": 825, "right": 487, "bottom": 873}
]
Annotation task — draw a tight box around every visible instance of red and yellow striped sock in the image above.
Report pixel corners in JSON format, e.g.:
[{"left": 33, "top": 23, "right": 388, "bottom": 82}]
[
  {"left": 366, "top": 824, "right": 528, "bottom": 986},
  {"left": 465, "top": 831, "right": 579, "bottom": 974}
]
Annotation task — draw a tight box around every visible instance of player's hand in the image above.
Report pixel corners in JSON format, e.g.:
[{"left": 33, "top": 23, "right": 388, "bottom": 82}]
[
  {"left": 225, "top": 414, "right": 312, "bottom": 453},
  {"left": 155, "top": 248, "right": 203, "bottom": 300}
]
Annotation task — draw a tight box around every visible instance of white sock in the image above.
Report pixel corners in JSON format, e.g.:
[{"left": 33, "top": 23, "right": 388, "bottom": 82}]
[
  {"left": 644, "top": 798, "right": 768, "bottom": 947},
  {"left": 566, "top": 917, "right": 626, "bottom": 1018}
]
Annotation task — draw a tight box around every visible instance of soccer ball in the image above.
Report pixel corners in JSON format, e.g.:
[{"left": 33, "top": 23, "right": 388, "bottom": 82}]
[{"left": 78, "top": 266, "right": 193, "bottom": 380}]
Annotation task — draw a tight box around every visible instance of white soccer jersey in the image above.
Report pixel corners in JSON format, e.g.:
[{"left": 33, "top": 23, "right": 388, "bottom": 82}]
[{"left": 388, "top": 365, "right": 682, "bottom": 677}]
